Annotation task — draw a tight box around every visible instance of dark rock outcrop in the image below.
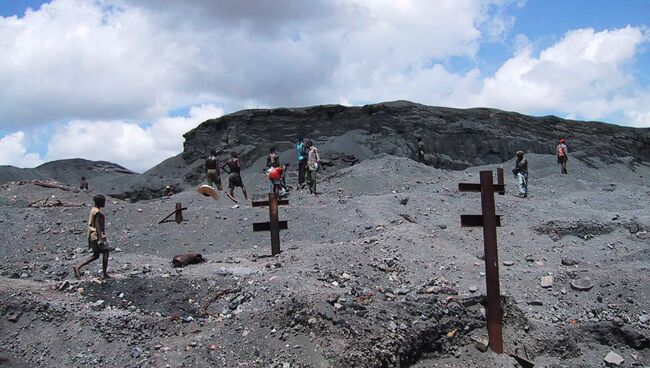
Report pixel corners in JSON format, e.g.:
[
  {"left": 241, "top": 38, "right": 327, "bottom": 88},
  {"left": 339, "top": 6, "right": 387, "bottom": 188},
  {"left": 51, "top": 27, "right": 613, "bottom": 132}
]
[
  {"left": 182, "top": 100, "right": 650, "bottom": 172},
  {"left": 2, "top": 101, "right": 649, "bottom": 201}
]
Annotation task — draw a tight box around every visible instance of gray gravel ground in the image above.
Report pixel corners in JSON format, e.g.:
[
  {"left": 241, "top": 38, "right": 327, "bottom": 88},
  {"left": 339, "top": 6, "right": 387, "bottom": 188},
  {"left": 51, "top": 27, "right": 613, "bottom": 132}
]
[{"left": 0, "top": 154, "right": 648, "bottom": 367}]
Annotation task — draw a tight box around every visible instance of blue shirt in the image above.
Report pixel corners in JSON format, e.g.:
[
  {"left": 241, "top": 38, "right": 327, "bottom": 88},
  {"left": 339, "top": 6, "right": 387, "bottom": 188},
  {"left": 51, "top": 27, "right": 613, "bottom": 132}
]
[{"left": 297, "top": 143, "right": 305, "bottom": 161}]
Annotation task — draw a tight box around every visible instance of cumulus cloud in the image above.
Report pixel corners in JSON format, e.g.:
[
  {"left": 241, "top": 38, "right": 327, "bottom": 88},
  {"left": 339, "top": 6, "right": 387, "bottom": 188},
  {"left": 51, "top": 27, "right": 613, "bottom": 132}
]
[
  {"left": 472, "top": 26, "right": 650, "bottom": 123},
  {"left": 0, "top": 132, "right": 44, "bottom": 168},
  {"left": 0, "top": 0, "right": 649, "bottom": 171},
  {"left": 45, "top": 104, "right": 223, "bottom": 172},
  {"left": 0, "top": 0, "right": 516, "bottom": 129}
]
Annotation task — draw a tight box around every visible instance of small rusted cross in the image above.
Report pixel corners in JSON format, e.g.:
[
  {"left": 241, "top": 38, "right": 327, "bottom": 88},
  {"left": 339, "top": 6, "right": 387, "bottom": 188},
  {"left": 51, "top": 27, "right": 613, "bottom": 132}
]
[
  {"left": 252, "top": 193, "right": 288, "bottom": 256},
  {"left": 459, "top": 168, "right": 505, "bottom": 354},
  {"left": 158, "top": 203, "right": 188, "bottom": 224}
]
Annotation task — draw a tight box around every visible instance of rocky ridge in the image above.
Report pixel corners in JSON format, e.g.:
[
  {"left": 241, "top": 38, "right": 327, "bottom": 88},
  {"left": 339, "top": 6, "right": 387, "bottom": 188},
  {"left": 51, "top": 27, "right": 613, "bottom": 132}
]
[{"left": 2, "top": 101, "right": 648, "bottom": 202}]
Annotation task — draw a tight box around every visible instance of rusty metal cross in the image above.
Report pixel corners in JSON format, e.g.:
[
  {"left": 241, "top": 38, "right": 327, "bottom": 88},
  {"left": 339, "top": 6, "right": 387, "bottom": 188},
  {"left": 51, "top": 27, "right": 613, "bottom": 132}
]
[
  {"left": 158, "top": 203, "right": 188, "bottom": 224},
  {"left": 252, "top": 193, "right": 288, "bottom": 256},
  {"left": 459, "top": 168, "right": 505, "bottom": 354}
]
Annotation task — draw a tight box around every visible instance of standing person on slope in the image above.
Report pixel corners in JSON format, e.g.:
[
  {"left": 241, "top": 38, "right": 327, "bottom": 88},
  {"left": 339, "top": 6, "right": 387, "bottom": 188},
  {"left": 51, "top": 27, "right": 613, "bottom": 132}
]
[
  {"left": 296, "top": 138, "right": 307, "bottom": 188},
  {"left": 417, "top": 137, "right": 425, "bottom": 163},
  {"left": 205, "top": 149, "right": 223, "bottom": 191},
  {"left": 556, "top": 139, "right": 568, "bottom": 175},
  {"left": 513, "top": 151, "right": 528, "bottom": 198},
  {"left": 305, "top": 140, "right": 321, "bottom": 195},
  {"left": 222, "top": 152, "right": 248, "bottom": 202},
  {"left": 74, "top": 194, "right": 111, "bottom": 279}
]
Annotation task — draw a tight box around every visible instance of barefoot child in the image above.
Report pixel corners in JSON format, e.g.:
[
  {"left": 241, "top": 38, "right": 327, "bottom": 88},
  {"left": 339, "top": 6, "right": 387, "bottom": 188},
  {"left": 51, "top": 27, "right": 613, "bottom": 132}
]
[{"left": 74, "top": 194, "right": 111, "bottom": 279}]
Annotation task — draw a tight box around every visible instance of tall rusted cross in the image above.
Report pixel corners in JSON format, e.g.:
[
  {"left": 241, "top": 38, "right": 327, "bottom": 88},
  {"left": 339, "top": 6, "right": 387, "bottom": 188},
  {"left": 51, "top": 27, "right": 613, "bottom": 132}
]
[
  {"left": 459, "top": 168, "right": 505, "bottom": 354},
  {"left": 252, "top": 193, "right": 288, "bottom": 256},
  {"left": 158, "top": 203, "right": 188, "bottom": 224}
]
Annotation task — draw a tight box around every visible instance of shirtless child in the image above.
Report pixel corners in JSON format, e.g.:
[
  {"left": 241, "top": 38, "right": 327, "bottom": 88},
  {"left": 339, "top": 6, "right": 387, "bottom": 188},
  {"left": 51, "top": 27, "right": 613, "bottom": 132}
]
[{"left": 74, "top": 194, "right": 111, "bottom": 279}]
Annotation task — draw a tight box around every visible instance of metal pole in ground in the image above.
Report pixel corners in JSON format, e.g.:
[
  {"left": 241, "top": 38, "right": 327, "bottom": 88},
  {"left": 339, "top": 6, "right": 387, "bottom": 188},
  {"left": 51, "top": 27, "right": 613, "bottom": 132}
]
[
  {"left": 497, "top": 167, "right": 505, "bottom": 195},
  {"left": 479, "top": 170, "right": 503, "bottom": 353},
  {"left": 268, "top": 193, "right": 281, "bottom": 256}
]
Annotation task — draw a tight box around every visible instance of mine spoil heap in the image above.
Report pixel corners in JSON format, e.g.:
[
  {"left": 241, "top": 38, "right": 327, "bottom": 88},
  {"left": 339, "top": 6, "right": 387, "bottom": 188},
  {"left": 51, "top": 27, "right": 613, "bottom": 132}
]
[{"left": 0, "top": 101, "right": 649, "bottom": 367}]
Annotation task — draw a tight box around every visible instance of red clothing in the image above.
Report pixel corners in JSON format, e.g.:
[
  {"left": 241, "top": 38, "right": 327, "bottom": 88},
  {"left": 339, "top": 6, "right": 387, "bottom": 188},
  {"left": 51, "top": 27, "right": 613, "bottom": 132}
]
[{"left": 268, "top": 167, "right": 283, "bottom": 181}]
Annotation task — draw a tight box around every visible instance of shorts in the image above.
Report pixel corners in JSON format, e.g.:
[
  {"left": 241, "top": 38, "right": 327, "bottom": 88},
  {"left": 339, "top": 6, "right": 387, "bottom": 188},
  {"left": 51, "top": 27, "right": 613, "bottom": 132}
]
[
  {"left": 88, "top": 239, "right": 109, "bottom": 255},
  {"left": 228, "top": 173, "right": 244, "bottom": 189},
  {"left": 206, "top": 169, "right": 222, "bottom": 190}
]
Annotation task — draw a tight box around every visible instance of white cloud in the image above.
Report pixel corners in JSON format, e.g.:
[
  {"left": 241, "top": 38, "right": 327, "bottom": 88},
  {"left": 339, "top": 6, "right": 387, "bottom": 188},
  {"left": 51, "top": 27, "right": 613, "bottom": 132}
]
[
  {"left": 0, "top": 0, "right": 516, "bottom": 129},
  {"left": 0, "top": 132, "right": 44, "bottom": 168},
  {"left": 45, "top": 104, "right": 223, "bottom": 172},
  {"left": 471, "top": 26, "right": 650, "bottom": 123},
  {"left": 0, "top": 0, "right": 649, "bottom": 173}
]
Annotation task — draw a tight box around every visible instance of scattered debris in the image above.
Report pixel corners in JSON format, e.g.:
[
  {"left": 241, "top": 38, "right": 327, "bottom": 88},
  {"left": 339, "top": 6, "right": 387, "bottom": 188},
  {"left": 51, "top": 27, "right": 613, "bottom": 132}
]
[
  {"left": 7, "top": 312, "right": 21, "bottom": 323},
  {"left": 570, "top": 277, "right": 594, "bottom": 291},
  {"left": 474, "top": 336, "right": 489, "bottom": 352},
  {"left": 172, "top": 253, "right": 205, "bottom": 268},
  {"left": 540, "top": 275, "right": 554, "bottom": 288},
  {"left": 604, "top": 351, "right": 624, "bottom": 366},
  {"left": 561, "top": 258, "right": 578, "bottom": 266},
  {"left": 399, "top": 214, "right": 417, "bottom": 223}
]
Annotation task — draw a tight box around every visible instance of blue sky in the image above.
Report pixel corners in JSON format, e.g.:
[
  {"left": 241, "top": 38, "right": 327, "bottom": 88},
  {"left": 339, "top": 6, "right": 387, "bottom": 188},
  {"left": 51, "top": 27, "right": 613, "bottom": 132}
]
[{"left": 0, "top": 0, "right": 648, "bottom": 171}]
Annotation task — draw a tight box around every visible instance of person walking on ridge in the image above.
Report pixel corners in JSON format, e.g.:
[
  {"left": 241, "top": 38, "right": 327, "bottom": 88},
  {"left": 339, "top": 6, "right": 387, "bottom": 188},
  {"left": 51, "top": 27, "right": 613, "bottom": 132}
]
[
  {"left": 222, "top": 152, "right": 248, "bottom": 201},
  {"left": 297, "top": 138, "right": 307, "bottom": 187},
  {"left": 267, "top": 147, "right": 280, "bottom": 169},
  {"left": 513, "top": 151, "right": 528, "bottom": 198},
  {"left": 205, "top": 149, "right": 223, "bottom": 191},
  {"left": 305, "top": 140, "right": 321, "bottom": 195},
  {"left": 417, "top": 137, "right": 425, "bottom": 163},
  {"left": 557, "top": 139, "right": 568, "bottom": 174},
  {"left": 74, "top": 194, "right": 111, "bottom": 279}
]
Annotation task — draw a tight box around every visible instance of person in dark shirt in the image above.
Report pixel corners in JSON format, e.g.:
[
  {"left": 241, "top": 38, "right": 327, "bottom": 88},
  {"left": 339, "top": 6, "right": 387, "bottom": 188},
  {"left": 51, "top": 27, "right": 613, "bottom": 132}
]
[
  {"left": 513, "top": 151, "right": 528, "bottom": 198},
  {"left": 296, "top": 138, "right": 307, "bottom": 187},
  {"left": 222, "top": 152, "right": 248, "bottom": 201},
  {"left": 417, "top": 137, "right": 425, "bottom": 163},
  {"left": 556, "top": 139, "right": 568, "bottom": 174},
  {"left": 80, "top": 176, "right": 89, "bottom": 190}
]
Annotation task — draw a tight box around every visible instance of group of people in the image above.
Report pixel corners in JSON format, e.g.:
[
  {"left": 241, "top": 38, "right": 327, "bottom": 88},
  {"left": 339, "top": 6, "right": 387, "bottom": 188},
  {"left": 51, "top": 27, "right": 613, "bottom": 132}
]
[
  {"left": 73, "top": 136, "right": 569, "bottom": 279},
  {"left": 512, "top": 138, "right": 569, "bottom": 198},
  {"left": 205, "top": 150, "right": 248, "bottom": 201},
  {"left": 262, "top": 138, "right": 321, "bottom": 196},
  {"left": 198, "top": 138, "right": 322, "bottom": 202}
]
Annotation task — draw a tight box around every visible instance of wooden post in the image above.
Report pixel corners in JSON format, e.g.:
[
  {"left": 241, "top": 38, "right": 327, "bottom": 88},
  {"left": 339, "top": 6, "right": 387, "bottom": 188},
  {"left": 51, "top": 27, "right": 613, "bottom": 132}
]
[
  {"left": 158, "top": 203, "right": 187, "bottom": 224},
  {"left": 268, "top": 193, "right": 281, "bottom": 256},
  {"left": 175, "top": 203, "right": 183, "bottom": 224},
  {"left": 479, "top": 171, "right": 504, "bottom": 354}
]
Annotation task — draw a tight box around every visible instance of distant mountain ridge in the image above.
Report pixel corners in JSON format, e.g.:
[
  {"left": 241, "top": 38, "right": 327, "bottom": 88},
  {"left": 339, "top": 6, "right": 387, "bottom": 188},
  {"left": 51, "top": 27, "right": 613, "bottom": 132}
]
[
  {"left": 0, "top": 158, "right": 135, "bottom": 188},
  {"left": 2, "top": 101, "right": 649, "bottom": 201}
]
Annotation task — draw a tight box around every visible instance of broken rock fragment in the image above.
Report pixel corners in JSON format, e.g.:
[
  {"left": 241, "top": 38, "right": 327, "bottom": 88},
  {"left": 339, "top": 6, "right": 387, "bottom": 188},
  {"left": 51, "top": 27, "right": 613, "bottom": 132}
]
[
  {"left": 604, "top": 351, "right": 624, "bottom": 366},
  {"left": 172, "top": 253, "right": 206, "bottom": 268},
  {"left": 474, "top": 336, "right": 489, "bottom": 352},
  {"left": 540, "top": 275, "right": 553, "bottom": 288},
  {"left": 570, "top": 277, "right": 594, "bottom": 291}
]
